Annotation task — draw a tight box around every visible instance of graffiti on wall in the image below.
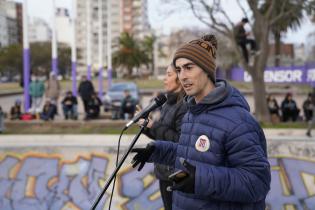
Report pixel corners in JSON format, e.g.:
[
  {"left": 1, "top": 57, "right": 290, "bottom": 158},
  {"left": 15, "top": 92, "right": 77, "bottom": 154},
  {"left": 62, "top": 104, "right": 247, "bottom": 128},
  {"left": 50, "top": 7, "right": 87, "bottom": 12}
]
[
  {"left": 266, "top": 157, "right": 315, "bottom": 210},
  {"left": 1, "top": 153, "right": 315, "bottom": 210},
  {"left": 0, "top": 153, "right": 162, "bottom": 210}
]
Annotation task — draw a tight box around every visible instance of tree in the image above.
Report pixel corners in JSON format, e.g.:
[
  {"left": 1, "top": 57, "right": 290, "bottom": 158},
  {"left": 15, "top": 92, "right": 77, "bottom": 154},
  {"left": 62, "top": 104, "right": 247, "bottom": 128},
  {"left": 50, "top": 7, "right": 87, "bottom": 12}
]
[
  {"left": 29, "top": 42, "right": 71, "bottom": 77},
  {"left": 0, "top": 44, "right": 23, "bottom": 77},
  {"left": 0, "top": 42, "right": 71, "bottom": 81},
  {"left": 141, "top": 35, "right": 156, "bottom": 74},
  {"left": 182, "top": 0, "right": 315, "bottom": 122},
  {"left": 113, "top": 32, "right": 149, "bottom": 77},
  {"left": 261, "top": 1, "right": 303, "bottom": 66}
]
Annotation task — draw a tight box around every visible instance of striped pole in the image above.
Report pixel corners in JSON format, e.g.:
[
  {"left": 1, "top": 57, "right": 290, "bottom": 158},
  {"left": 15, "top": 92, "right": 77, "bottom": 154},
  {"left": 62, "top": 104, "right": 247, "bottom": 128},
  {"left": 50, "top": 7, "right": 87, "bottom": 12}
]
[
  {"left": 98, "top": 0, "right": 103, "bottom": 99},
  {"left": 86, "top": 0, "right": 92, "bottom": 80},
  {"left": 51, "top": 0, "right": 58, "bottom": 75},
  {"left": 22, "top": 0, "right": 30, "bottom": 112},
  {"left": 71, "top": 0, "right": 77, "bottom": 96}
]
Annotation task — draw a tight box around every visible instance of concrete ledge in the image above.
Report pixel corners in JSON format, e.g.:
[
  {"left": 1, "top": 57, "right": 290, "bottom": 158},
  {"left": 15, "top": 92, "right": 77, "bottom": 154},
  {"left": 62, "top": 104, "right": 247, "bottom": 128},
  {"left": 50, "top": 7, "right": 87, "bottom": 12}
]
[{"left": 0, "top": 134, "right": 151, "bottom": 147}]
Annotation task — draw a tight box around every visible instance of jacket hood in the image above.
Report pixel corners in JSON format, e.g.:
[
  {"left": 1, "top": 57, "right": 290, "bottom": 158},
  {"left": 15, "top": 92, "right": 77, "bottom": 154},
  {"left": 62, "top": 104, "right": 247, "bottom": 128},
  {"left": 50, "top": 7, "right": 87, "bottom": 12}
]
[{"left": 185, "top": 79, "right": 250, "bottom": 114}]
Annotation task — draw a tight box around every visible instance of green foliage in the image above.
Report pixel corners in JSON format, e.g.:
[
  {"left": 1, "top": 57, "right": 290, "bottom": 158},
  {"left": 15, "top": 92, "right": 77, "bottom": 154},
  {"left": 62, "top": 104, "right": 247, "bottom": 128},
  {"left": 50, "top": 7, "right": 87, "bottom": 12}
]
[
  {"left": 113, "top": 32, "right": 153, "bottom": 78},
  {"left": 261, "top": 1, "right": 303, "bottom": 33},
  {"left": 141, "top": 35, "right": 156, "bottom": 72},
  {"left": 0, "top": 42, "right": 71, "bottom": 78},
  {"left": 0, "top": 44, "right": 23, "bottom": 75}
]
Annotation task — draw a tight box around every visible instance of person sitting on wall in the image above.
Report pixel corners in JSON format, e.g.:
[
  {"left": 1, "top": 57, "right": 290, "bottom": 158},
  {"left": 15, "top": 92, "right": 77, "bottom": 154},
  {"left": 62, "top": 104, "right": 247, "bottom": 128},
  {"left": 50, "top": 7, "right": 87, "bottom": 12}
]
[
  {"left": 281, "top": 93, "right": 300, "bottom": 122},
  {"left": 266, "top": 94, "right": 280, "bottom": 123},
  {"left": 10, "top": 99, "right": 22, "bottom": 120},
  {"left": 40, "top": 99, "right": 57, "bottom": 121},
  {"left": 85, "top": 92, "right": 102, "bottom": 120},
  {"left": 61, "top": 91, "right": 78, "bottom": 120},
  {"left": 303, "top": 93, "right": 313, "bottom": 122},
  {"left": 120, "top": 89, "right": 136, "bottom": 120}
]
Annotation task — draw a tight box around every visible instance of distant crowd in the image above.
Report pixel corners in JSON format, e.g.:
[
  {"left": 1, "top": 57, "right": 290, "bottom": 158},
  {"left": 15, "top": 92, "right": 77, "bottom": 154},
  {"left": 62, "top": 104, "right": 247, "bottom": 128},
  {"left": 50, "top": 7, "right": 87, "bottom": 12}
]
[
  {"left": 0, "top": 74, "right": 138, "bottom": 132},
  {"left": 267, "top": 92, "right": 314, "bottom": 123},
  {"left": 0, "top": 72, "right": 315, "bottom": 134}
]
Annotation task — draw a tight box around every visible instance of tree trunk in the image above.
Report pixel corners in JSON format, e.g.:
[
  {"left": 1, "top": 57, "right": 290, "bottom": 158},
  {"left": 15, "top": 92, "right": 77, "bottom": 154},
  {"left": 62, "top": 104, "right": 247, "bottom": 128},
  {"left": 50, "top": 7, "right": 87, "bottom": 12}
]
[
  {"left": 274, "top": 31, "right": 281, "bottom": 67},
  {"left": 251, "top": 69, "right": 270, "bottom": 122},
  {"left": 251, "top": 19, "right": 270, "bottom": 122}
]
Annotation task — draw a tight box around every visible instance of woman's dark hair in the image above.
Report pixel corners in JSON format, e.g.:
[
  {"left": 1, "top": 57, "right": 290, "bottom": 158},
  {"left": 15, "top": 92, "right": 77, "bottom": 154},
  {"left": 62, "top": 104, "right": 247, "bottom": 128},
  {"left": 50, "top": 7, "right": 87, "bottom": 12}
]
[{"left": 168, "top": 64, "right": 185, "bottom": 103}]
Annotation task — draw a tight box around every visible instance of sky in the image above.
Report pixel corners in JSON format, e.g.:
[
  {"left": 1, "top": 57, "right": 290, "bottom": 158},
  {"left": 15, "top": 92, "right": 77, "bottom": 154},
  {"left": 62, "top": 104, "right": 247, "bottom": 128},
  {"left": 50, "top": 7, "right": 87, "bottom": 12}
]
[{"left": 14, "top": 0, "right": 315, "bottom": 45}]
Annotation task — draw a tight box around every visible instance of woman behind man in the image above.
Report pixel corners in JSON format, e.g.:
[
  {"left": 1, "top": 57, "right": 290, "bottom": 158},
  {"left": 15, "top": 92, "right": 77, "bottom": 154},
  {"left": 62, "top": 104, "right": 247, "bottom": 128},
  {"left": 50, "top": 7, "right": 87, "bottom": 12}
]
[{"left": 137, "top": 64, "right": 187, "bottom": 210}]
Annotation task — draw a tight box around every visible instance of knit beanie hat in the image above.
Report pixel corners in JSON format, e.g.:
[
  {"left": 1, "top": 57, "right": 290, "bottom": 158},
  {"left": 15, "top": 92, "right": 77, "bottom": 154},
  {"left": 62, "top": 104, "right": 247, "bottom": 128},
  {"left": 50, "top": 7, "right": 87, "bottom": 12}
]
[{"left": 172, "top": 34, "right": 218, "bottom": 83}]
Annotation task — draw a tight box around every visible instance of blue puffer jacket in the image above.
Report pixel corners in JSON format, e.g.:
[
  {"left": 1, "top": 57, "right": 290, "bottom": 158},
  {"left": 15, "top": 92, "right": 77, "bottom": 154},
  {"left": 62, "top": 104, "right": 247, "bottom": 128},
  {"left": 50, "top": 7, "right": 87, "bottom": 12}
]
[{"left": 150, "top": 80, "right": 271, "bottom": 210}]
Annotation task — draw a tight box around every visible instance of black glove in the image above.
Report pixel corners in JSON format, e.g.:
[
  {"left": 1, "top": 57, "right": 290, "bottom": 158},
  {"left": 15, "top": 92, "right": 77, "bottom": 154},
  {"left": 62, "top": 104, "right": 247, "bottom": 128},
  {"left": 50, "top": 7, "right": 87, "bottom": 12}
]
[
  {"left": 168, "top": 158, "right": 195, "bottom": 194},
  {"left": 131, "top": 143, "right": 155, "bottom": 171}
]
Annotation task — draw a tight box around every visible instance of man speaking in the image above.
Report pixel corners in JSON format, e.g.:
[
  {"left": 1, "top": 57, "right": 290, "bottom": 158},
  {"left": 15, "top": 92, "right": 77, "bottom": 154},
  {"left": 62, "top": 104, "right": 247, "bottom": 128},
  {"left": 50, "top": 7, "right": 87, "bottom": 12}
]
[{"left": 131, "top": 34, "right": 271, "bottom": 210}]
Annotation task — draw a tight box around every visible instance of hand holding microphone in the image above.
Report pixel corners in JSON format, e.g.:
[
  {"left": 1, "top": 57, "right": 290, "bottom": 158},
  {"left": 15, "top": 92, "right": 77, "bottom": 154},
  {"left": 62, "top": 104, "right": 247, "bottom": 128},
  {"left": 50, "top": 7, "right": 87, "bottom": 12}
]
[
  {"left": 124, "top": 93, "right": 167, "bottom": 130},
  {"left": 135, "top": 105, "right": 153, "bottom": 128}
]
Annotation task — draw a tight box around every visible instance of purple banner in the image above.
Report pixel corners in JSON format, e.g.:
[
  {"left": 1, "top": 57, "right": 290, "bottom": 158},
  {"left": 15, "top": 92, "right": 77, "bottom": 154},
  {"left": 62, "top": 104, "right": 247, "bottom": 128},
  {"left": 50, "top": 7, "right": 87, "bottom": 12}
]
[
  {"left": 230, "top": 64, "right": 315, "bottom": 86},
  {"left": 23, "top": 49, "right": 30, "bottom": 112}
]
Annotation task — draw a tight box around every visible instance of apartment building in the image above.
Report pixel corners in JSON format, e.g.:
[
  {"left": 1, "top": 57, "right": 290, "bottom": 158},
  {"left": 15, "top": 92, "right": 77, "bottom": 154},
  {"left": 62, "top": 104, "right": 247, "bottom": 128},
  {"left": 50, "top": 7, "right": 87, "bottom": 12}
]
[{"left": 75, "top": 0, "right": 150, "bottom": 74}]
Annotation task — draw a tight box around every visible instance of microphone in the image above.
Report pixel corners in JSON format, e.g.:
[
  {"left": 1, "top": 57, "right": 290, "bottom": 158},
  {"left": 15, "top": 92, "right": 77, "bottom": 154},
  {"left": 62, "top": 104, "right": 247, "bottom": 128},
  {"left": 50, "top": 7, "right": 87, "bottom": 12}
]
[{"left": 124, "top": 93, "right": 167, "bottom": 130}]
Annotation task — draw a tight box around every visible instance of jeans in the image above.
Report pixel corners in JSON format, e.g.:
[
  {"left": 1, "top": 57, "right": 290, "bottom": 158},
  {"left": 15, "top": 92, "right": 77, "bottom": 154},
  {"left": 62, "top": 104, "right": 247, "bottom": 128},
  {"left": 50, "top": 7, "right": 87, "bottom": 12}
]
[
  {"left": 31, "top": 97, "right": 42, "bottom": 113},
  {"left": 63, "top": 105, "right": 78, "bottom": 119}
]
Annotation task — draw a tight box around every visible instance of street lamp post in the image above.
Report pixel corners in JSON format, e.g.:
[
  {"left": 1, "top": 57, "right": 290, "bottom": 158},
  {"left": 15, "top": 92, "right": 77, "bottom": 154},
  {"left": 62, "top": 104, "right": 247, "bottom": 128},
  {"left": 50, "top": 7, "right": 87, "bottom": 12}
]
[
  {"left": 52, "top": 0, "right": 58, "bottom": 75},
  {"left": 98, "top": 0, "right": 103, "bottom": 99},
  {"left": 86, "top": 0, "right": 92, "bottom": 80},
  {"left": 22, "top": 0, "right": 30, "bottom": 112},
  {"left": 107, "top": 0, "right": 112, "bottom": 89},
  {"left": 71, "top": 0, "right": 77, "bottom": 96}
]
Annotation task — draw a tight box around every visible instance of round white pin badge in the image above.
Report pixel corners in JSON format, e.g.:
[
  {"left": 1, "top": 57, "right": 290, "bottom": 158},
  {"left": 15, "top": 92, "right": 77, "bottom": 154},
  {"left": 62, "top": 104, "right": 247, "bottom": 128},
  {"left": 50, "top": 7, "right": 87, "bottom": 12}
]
[{"left": 195, "top": 135, "right": 210, "bottom": 152}]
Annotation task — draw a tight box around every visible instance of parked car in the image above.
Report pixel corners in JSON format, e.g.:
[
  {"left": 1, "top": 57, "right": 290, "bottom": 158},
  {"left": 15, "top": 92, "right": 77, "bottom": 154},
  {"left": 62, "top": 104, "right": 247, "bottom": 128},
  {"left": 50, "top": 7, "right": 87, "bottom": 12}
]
[{"left": 103, "top": 82, "right": 140, "bottom": 119}]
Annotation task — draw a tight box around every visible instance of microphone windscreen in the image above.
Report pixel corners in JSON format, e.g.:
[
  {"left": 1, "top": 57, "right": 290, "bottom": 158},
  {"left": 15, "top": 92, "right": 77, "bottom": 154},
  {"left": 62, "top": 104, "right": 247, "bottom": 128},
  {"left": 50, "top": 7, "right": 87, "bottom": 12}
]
[{"left": 155, "top": 93, "right": 167, "bottom": 106}]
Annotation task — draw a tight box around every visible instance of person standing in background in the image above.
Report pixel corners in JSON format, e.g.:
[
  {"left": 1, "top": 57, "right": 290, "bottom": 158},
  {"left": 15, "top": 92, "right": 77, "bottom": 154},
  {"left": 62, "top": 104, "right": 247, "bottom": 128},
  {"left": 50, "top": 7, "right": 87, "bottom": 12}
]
[
  {"left": 45, "top": 72, "right": 60, "bottom": 104},
  {"left": 78, "top": 75, "right": 95, "bottom": 118},
  {"left": 29, "top": 75, "right": 45, "bottom": 114},
  {"left": 136, "top": 64, "right": 187, "bottom": 210}
]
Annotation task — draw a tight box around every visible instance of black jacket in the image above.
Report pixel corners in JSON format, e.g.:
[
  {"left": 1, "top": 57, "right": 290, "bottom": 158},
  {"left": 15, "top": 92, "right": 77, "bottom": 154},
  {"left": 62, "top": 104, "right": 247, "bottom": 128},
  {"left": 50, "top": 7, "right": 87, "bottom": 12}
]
[
  {"left": 62, "top": 96, "right": 78, "bottom": 108},
  {"left": 143, "top": 92, "right": 187, "bottom": 180},
  {"left": 78, "top": 81, "right": 95, "bottom": 100}
]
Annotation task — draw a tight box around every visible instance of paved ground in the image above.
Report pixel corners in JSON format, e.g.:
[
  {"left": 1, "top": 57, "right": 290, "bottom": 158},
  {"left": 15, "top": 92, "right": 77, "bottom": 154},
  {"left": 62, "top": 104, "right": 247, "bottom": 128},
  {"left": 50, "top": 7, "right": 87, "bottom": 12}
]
[{"left": 0, "top": 129, "right": 314, "bottom": 146}]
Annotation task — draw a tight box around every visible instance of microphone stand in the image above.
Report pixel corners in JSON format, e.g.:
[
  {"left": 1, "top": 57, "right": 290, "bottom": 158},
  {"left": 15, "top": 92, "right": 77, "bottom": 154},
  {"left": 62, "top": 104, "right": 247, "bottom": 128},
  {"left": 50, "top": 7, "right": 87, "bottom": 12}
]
[{"left": 90, "top": 119, "right": 149, "bottom": 210}]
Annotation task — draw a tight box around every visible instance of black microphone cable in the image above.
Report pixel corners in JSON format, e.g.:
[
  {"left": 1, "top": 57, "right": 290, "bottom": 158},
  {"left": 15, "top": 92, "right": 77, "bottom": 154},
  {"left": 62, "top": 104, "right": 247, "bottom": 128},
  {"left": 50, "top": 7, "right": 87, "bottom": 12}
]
[{"left": 107, "top": 127, "right": 125, "bottom": 210}]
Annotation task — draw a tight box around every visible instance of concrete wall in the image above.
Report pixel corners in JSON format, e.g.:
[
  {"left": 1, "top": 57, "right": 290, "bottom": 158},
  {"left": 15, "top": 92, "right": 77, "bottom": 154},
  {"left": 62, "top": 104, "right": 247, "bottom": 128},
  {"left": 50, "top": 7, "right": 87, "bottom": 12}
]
[{"left": 0, "top": 136, "right": 315, "bottom": 210}]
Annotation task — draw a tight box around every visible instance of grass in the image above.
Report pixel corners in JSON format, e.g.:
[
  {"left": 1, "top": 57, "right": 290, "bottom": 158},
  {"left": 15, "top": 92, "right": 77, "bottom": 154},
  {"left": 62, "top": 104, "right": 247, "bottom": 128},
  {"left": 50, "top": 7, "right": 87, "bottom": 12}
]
[
  {"left": 261, "top": 122, "right": 308, "bottom": 129},
  {"left": 1, "top": 79, "right": 312, "bottom": 95},
  {"left": 1, "top": 119, "right": 308, "bottom": 135},
  {"left": 2, "top": 121, "right": 141, "bottom": 134},
  {"left": 0, "top": 83, "right": 22, "bottom": 94}
]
